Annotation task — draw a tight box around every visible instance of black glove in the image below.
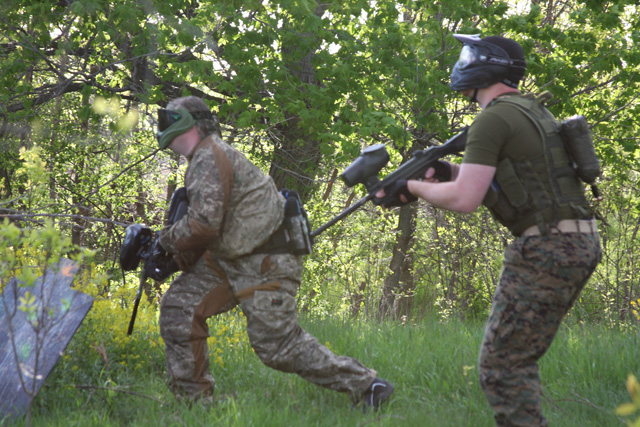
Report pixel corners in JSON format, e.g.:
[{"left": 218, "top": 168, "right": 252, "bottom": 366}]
[
  {"left": 144, "top": 235, "right": 179, "bottom": 282},
  {"left": 373, "top": 179, "right": 417, "bottom": 207}
]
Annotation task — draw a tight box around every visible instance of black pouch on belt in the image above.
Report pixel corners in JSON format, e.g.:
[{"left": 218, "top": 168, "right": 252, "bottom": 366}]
[
  {"left": 253, "top": 189, "right": 314, "bottom": 255},
  {"left": 281, "top": 190, "right": 313, "bottom": 255}
]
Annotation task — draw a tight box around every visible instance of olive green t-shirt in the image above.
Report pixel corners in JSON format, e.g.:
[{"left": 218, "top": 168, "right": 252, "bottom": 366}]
[{"left": 462, "top": 94, "right": 545, "bottom": 167}]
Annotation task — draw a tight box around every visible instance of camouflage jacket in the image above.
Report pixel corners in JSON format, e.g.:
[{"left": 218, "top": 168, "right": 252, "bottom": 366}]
[{"left": 159, "top": 134, "right": 284, "bottom": 262}]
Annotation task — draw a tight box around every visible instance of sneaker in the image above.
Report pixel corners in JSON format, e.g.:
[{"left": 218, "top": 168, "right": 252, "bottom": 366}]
[{"left": 362, "top": 377, "right": 394, "bottom": 411}]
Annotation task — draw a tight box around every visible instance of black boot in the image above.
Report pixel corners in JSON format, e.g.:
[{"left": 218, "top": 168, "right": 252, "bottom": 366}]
[{"left": 361, "top": 377, "right": 394, "bottom": 411}]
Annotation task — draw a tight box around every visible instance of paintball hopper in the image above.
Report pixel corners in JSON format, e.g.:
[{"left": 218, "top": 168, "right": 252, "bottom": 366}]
[
  {"left": 119, "top": 224, "right": 153, "bottom": 271},
  {"left": 340, "top": 144, "right": 390, "bottom": 191}
]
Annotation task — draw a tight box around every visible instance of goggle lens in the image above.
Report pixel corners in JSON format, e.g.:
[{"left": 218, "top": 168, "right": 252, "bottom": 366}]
[
  {"left": 157, "top": 109, "right": 183, "bottom": 132},
  {"left": 457, "top": 45, "right": 478, "bottom": 69}
]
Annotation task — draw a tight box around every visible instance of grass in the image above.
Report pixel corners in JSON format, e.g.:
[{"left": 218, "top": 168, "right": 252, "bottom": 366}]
[{"left": 5, "top": 313, "right": 639, "bottom": 426}]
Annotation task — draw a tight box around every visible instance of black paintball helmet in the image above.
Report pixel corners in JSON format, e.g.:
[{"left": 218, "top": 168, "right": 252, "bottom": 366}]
[{"left": 450, "top": 34, "right": 526, "bottom": 91}]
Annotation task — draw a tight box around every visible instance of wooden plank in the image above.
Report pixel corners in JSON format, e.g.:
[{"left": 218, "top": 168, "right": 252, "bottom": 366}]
[{"left": 0, "top": 259, "right": 93, "bottom": 419}]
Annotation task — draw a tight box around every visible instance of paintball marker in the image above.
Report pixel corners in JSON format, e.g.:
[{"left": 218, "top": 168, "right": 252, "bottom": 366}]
[
  {"left": 119, "top": 187, "right": 188, "bottom": 335},
  {"left": 310, "top": 127, "right": 468, "bottom": 238}
]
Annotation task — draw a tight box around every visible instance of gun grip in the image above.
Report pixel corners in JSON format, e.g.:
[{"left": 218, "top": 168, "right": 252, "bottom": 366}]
[{"left": 430, "top": 160, "right": 452, "bottom": 182}]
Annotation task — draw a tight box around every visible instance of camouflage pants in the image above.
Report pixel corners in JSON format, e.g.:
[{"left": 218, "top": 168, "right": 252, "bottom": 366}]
[
  {"left": 479, "top": 232, "right": 601, "bottom": 426},
  {"left": 159, "top": 251, "right": 376, "bottom": 402}
]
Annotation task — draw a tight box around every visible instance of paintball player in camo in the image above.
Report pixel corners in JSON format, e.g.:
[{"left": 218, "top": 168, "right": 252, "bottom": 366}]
[
  {"left": 375, "top": 35, "right": 602, "bottom": 425},
  {"left": 146, "top": 95, "right": 393, "bottom": 409}
]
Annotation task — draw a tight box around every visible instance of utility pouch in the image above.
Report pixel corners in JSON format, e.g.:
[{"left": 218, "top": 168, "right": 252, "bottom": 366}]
[
  {"left": 560, "top": 115, "right": 601, "bottom": 185},
  {"left": 281, "top": 190, "right": 313, "bottom": 255},
  {"left": 252, "top": 190, "right": 314, "bottom": 255}
]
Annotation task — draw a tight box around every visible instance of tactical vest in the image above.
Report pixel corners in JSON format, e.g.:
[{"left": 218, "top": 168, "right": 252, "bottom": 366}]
[{"left": 481, "top": 93, "right": 592, "bottom": 236}]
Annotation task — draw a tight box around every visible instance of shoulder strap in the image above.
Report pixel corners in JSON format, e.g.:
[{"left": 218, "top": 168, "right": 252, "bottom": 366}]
[
  {"left": 204, "top": 136, "right": 234, "bottom": 218},
  {"left": 492, "top": 93, "right": 560, "bottom": 139}
]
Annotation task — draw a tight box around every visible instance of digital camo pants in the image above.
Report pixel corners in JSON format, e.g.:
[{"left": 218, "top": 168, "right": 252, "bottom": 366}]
[
  {"left": 159, "top": 251, "right": 376, "bottom": 401},
  {"left": 479, "top": 232, "right": 601, "bottom": 426}
]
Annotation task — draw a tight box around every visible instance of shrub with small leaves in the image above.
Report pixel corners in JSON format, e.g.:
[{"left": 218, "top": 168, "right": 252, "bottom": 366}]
[{"left": 616, "top": 374, "right": 640, "bottom": 426}]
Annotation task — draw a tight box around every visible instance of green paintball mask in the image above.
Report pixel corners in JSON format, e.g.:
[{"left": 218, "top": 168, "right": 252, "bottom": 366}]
[
  {"left": 156, "top": 108, "right": 195, "bottom": 150},
  {"left": 156, "top": 108, "right": 216, "bottom": 150}
]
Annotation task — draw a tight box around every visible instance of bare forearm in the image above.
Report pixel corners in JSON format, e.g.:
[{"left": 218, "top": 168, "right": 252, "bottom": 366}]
[
  {"left": 407, "top": 163, "right": 495, "bottom": 213},
  {"left": 406, "top": 180, "right": 477, "bottom": 213}
]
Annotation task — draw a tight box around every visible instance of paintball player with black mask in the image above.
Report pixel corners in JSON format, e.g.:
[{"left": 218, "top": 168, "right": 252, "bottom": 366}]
[
  {"left": 147, "top": 96, "right": 393, "bottom": 409},
  {"left": 376, "top": 35, "right": 601, "bottom": 426}
]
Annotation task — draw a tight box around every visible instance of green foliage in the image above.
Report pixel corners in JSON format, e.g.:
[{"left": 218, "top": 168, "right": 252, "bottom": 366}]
[
  {"left": 4, "top": 315, "right": 637, "bottom": 426},
  {"left": 616, "top": 374, "right": 640, "bottom": 426},
  {"left": 1, "top": 0, "right": 640, "bottom": 325},
  {"left": 1, "top": 3, "right": 640, "bottom": 424},
  {"left": 0, "top": 218, "right": 92, "bottom": 287}
]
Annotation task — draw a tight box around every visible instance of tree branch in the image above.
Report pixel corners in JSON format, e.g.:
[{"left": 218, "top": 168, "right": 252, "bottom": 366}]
[{"left": 0, "top": 212, "right": 129, "bottom": 228}]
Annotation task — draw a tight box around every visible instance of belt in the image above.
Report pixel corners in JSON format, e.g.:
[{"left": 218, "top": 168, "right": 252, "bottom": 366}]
[{"left": 521, "top": 219, "right": 598, "bottom": 237}]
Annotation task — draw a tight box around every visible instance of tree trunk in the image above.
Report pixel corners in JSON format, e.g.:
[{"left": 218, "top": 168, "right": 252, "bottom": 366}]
[
  {"left": 379, "top": 202, "right": 417, "bottom": 319},
  {"left": 350, "top": 281, "right": 367, "bottom": 319},
  {"left": 267, "top": 2, "right": 329, "bottom": 202}
]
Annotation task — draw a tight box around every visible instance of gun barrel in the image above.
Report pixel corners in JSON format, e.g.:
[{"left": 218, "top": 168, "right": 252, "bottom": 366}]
[
  {"left": 127, "top": 271, "right": 146, "bottom": 335},
  {"left": 310, "top": 194, "right": 372, "bottom": 238}
]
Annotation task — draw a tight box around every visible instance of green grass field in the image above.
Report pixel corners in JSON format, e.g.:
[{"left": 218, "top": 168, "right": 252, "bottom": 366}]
[{"left": 8, "top": 314, "right": 640, "bottom": 426}]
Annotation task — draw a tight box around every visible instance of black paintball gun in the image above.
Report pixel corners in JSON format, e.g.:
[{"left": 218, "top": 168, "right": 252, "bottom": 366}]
[
  {"left": 310, "top": 127, "right": 468, "bottom": 238},
  {"left": 119, "top": 187, "right": 188, "bottom": 335}
]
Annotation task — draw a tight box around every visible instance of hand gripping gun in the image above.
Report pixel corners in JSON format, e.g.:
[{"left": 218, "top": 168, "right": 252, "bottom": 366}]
[
  {"left": 310, "top": 127, "right": 468, "bottom": 238},
  {"left": 119, "top": 187, "right": 188, "bottom": 335}
]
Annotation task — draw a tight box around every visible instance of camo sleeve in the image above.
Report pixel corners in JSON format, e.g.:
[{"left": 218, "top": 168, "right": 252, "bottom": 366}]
[{"left": 158, "top": 137, "right": 233, "bottom": 255}]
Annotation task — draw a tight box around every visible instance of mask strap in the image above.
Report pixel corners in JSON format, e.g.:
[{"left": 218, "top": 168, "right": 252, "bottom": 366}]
[{"left": 470, "top": 88, "right": 479, "bottom": 103}]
